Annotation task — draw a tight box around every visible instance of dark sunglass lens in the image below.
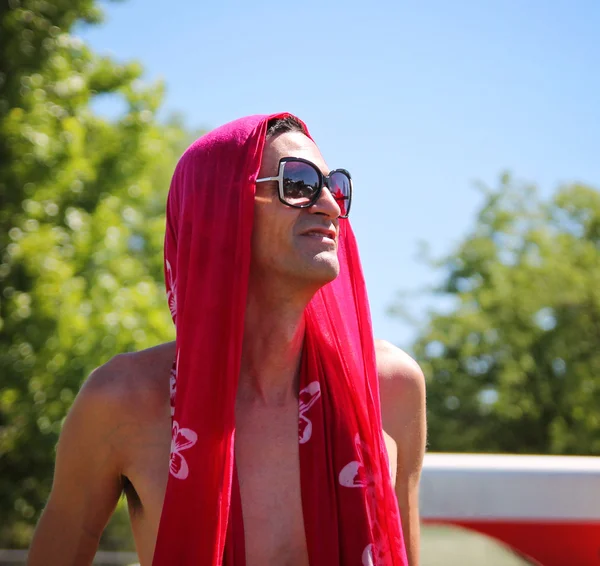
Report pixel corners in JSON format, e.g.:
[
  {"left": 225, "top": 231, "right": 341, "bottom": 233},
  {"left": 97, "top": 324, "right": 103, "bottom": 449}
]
[
  {"left": 282, "top": 162, "right": 320, "bottom": 206},
  {"left": 329, "top": 171, "right": 351, "bottom": 217}
]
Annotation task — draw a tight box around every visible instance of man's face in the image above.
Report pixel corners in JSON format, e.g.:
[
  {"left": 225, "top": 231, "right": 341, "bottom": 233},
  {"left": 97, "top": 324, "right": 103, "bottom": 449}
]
[{"left": 251, "top": 131, "right": 342, "bottom": 291}]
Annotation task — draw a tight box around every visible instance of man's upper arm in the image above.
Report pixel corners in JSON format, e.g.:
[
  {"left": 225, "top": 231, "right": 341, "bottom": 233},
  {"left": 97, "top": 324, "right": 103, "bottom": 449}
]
[
  {"left": 28, "top": 359, "right": 127, "bottom": 566},
  {"left": 377, "top": 340, "right": 427, "bottom": 566}
]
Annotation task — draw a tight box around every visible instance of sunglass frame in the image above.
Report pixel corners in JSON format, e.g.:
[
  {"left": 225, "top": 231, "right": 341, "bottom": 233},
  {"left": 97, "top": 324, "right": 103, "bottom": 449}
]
[{"left": 256, "top": 157, "right": 353, "bottom": 219}]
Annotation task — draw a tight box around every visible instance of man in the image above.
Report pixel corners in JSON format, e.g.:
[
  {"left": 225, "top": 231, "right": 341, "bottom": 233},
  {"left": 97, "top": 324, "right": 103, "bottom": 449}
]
[{"left": 28, "top": 114, "right": 426, "bottom": 566}]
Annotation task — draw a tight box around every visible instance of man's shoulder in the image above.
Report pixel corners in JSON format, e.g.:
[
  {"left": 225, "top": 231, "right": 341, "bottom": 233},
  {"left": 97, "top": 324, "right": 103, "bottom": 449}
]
[
  {"left": 374, "top": 339, "right": 426, "bottom": 431},
  {"left": 80, "top": 341, "right": 176, "bottom": 415},
  {"left": 375, "top": 339, "right": 425, "bottom": 391}
]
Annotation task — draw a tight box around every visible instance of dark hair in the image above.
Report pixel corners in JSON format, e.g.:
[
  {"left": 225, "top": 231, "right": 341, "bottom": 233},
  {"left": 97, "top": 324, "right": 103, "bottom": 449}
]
[{"left": 266, "top": 115, "right": 305, "bottom": 138}]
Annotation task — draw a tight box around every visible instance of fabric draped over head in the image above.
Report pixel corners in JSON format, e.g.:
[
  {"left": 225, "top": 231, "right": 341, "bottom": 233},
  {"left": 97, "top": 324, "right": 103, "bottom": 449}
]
[{"left": 153, "top": 113, "right": 408, "bottom": 566}]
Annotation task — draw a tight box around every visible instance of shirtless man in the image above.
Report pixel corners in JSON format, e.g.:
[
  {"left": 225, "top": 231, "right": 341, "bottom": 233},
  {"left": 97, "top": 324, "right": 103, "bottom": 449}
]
[{"left": 28, "top": 114, "right": 426, "bottom": 566}]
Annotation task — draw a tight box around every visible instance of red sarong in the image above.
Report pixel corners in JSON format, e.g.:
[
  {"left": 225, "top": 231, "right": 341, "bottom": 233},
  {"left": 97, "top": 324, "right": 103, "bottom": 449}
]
[{"left": 153, "top": 113, "right": 408, "bottom": 565}]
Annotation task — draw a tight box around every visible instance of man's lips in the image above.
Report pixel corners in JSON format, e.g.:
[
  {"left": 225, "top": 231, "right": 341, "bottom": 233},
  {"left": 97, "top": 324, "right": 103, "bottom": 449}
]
[{"left": 300, "top": 227, "right": 337, "bottom": 241}]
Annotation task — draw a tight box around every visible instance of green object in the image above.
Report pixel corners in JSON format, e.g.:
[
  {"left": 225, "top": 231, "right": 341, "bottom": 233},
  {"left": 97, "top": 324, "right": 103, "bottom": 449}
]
[
  {"left": 390, "top": 174, "right": 600, "bottom": 456},
  {"left": 0, "top": 0, "right": 194, "bottom": 549}
]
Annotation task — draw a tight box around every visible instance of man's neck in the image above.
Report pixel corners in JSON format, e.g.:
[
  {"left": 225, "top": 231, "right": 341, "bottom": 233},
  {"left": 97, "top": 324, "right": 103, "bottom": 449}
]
[{"left": 238, "top": 282, "right": 312, "bottom": 407}]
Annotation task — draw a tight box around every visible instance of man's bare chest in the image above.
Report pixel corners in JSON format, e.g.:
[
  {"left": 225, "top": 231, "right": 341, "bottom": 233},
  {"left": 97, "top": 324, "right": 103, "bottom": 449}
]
[
  {"left": 120, "top": 402, "right": 397, "bottom": 564},
  {"left": 234, "top": 402, "right": 309, "bottom": 566},
  {"left": 120, "top": 401, "right": 309, "bottom": 566}
]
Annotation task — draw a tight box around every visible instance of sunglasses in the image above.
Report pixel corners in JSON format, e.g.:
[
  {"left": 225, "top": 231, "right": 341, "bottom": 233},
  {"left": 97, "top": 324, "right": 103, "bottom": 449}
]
[{"left": 256, "top": 157, "right": 352, "bottom": 219}]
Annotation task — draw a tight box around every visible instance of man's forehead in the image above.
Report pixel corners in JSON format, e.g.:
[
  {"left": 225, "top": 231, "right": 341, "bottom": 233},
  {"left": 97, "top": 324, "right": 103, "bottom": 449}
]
[{"left": 262, "top": 131, "right": 328, "bottom": 173}]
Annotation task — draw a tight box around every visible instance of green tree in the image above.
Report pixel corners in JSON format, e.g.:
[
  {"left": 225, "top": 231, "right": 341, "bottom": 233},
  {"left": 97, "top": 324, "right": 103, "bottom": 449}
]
[
  {"left": 0, "top": 0, "right": 193, "bottom": 548},
  {"left": 391, "top": 175, "right": 600, "bottom": 456}
]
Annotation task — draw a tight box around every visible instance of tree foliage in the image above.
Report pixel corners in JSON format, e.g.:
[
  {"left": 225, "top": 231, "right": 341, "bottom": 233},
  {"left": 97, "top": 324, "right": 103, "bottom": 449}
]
[
  {"left": 0, "top": 0, "right": 192, "bottom": 548},
  {"left": 394, "top": 175, "right": 600, "bottom": 456}
]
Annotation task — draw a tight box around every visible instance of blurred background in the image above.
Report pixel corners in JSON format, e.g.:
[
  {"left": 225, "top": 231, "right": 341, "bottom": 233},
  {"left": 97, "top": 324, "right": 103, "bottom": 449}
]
[{"left": 1, "top": 0, "right": 599, "bottom": 564}]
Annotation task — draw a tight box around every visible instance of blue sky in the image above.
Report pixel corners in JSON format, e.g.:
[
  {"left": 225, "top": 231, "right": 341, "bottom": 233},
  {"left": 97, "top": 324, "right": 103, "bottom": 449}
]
[{"left": 79, "top": 0, "right": 600, "bottom": 350}]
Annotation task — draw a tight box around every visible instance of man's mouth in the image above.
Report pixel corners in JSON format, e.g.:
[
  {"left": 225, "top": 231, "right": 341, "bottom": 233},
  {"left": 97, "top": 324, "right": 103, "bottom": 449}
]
[{"left": 301, "top": 228, "right": 337, "bottom": 242}]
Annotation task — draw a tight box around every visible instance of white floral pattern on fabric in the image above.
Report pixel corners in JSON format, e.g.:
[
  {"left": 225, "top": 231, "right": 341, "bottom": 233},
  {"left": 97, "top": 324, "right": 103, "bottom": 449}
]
[
  {"left": 298, "top": 381, "right": 321, "bottom": 444},
  {"left": 340, "top": 434, "right": 393, "bottom": 565},
  {"left": 339, "top": 433, "right": 368, "bottom": 487},
  {"left": 170, "top": 421, "right": 197, "bottom": 480},
  {"left": 165, "top": 259, "right": 177, "bottom": 322},
  {"left": 362, "top": 544, "right": 375, "bottom": 566}
]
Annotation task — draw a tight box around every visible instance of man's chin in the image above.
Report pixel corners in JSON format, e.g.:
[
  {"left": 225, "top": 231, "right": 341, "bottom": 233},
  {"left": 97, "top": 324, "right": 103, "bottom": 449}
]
[{"left": 305, "top": 253, "right": 340, "bottom": 284}]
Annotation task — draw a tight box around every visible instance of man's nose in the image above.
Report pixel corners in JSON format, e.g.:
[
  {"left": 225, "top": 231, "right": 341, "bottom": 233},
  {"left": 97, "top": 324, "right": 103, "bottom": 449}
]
[{"left": 311, "top": 186, "right": 342, "bottom": 218}]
